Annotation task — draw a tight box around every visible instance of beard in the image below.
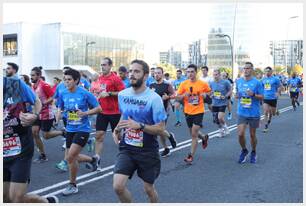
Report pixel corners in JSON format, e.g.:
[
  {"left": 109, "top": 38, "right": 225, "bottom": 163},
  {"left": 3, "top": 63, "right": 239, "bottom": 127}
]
[
  {"left": 6, "top": 71, "right": 13, "bottom": 77},
  {"left": 130, "top": 77, "right": 144, "bottom": 89}
]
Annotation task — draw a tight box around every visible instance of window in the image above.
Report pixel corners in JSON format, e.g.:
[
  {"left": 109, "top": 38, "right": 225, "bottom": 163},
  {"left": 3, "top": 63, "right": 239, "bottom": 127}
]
[{"left": 3, "top": 34, "right": 18, "bottom": 56}]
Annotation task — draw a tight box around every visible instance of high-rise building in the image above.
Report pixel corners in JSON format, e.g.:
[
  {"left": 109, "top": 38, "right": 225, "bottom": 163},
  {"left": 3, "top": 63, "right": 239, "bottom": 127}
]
[
  {"left": 188, "top": 40, "right": 206, "bottom": 67},
  {"left": 270, "top": 40, "right": 303, "bottom": 69},
  {"left": 159, "top": 47, "right": 182, "bottom": 68}
]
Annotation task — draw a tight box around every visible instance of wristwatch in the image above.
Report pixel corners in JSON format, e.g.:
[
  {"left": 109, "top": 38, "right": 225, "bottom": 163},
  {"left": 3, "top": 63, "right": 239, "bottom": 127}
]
[
  {"left": 108, "top": 92, "right": 112, "bottom": 96},
  {"left": 139, "top": 123, "right": 145, "bottom": 130}
]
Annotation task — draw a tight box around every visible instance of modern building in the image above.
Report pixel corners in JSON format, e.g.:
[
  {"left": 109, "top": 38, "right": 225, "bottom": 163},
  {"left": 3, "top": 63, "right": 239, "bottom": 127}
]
[
  {"left": 159, "top": 47, "right": 182, "bottom": 68},
  {"left": 159, "top": 52, "right": 169, "bottom": 64},
  {"left": 3, "top": 22, "right": 144, "bottom": 83},
  {"left": 270, "top": 40, "right": 303, "bottom": 69},
  {"left": 188, "top": 40, "right": 207, "bottom": 67}
]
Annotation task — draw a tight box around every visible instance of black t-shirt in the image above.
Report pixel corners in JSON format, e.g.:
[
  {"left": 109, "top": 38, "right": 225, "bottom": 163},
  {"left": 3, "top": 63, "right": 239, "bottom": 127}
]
[{"left": 150, "top": 82, "right": 174, "bottom": 110}]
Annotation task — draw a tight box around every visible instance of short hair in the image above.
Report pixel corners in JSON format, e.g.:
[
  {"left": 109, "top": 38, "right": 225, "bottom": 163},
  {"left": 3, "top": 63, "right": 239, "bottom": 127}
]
[
  {"left": 187, "top": 64, "right": 198, "bottom": 73},
  {"left": 41, "top": 76, "right": 45, "bottom": 81},
  {"left": 7, "top": 62, "right": 19, "bottom": 72},
  {"left": 64, "top": 68, "right": 81, "bottom": 84},
  {"left": 103, "top": 57, "right": 113, "bottom": 66},
  {"left": 164, "top": 73, "right": 170, "bottom": 77},
  {"left": 31, "top": 66, "right": 43, "bottom": 76},
  {"left": 150, "top": 67, "right": 155, "bottom": 71},
  {"left": 265, "top": 66, "right": 272, "bottom": 71},
  {"left": 130, "top": 59, "right": 149, "bottom": 74},
  {"left": 201, "top": 66, "right": 209, "bottom": 71},
  {"left": 155, "top": 67, "right": 164, "bottom": 74},
  {"left": 54, "top": 77, "right": 61, "bottom": 82},
  {"left": 245, "top": 62, "right": 254, "bottom": 69},
  {"left": 118, "top": 66, "right": 128, "bottom": 73},
  {"left": 176, "top": 69, "right": 182, "bottom": 73},
  {"left": 63, "top": 66, "right": 72, "bottom": 71},
  {"left": 213, "top": 68, "right": 221, "bottom": 74}
]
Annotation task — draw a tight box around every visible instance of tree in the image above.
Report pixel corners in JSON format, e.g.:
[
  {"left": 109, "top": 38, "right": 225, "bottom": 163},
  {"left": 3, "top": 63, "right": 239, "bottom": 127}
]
[{"left": 156, "top": 63, "right": 177, "bottom": 79}]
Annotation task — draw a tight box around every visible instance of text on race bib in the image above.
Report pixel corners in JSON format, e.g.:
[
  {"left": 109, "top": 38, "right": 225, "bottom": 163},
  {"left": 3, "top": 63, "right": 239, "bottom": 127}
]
[
  {"left": 3, "top": 133, "right": 21, "bottom": 157},
  {"left": 125, "top": 129, "right": 144, "bottom": 147},
  {"left": 68, "top": 111, "right": 82, "bottom": 125},
  {"left": 240, "top": 97, "right": 252, "bottom": 108}
]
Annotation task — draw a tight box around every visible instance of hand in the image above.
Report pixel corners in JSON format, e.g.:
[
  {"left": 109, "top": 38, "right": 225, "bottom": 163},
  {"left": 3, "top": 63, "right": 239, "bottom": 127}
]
[
  {"left": 76, "top": 110, "right": 87, "bottom": 118},
  {"left": 246, "top": 89, "right": 254, "bottom": 97},
  {"left": 19, "top": 112, "right": 38, "bottom": 127},
  {"left": 116, "top": 117, "right": 141, "bottom": 130},
  {"left": 112, "top": 128, "right": 121, "bottom": 145},
  {"left": 162, "top": 93, "right": 169, "bottom": 100},
  {"left": 99, "top": 91, "right": 109, "bottom": 98}
]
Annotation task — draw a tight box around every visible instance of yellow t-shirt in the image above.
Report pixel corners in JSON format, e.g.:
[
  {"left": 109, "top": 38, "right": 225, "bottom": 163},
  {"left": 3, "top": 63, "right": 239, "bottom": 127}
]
[{"left": 177, "top": 79, "right": 211, "bottom": 115}]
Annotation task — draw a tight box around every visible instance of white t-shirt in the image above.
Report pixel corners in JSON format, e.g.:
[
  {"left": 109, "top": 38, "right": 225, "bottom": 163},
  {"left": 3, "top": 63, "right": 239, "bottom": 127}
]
[{"left": 200, "top": 76, "right": 213, "bottom": 84}]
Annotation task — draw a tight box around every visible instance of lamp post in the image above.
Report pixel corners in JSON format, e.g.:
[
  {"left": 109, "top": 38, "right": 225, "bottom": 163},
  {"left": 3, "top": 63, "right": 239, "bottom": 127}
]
[
  {"left": 85, "top": 41, "right": 96, "bottom": 66},
  {"left": 285, "top": 15, "right": 299, "bottom": 75},
  {"left": 215, "top": 34, "right": 234, "bottom": 79}
]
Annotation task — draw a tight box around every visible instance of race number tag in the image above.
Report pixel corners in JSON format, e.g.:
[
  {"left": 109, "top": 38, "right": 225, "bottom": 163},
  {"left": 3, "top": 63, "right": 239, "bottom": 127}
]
[
  {"left": 290, "top": 87, "right": 297, "bottom": 92},
  {"left": 67, "top": 111, "right": 82, "bottom": 125},
  {"left": 240, "top": 97, "right": 252, "bottom": 108},
  {"left": 125, "top": 129, "right": 144, "bottom": 147},
  {"left": 3, "top": 133, "right": 21, "bottom": 157},
  {"left": 188, "top": 95, "right": 199, "bottom": 105},
  {"left": 213, "top": 91, "right": 221, "bottom": 99},
  {"left": 264, "top": 83, "right": 271, "bottom": 90}
]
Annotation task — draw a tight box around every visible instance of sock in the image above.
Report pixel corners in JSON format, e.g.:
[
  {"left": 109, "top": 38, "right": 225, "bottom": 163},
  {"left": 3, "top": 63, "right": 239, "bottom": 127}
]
[
  {"left": 252, "top": 150, "right": 256, "bottom": 154},
  {"left": 70, "top": 182, "right": 77, "bottom": 187}
]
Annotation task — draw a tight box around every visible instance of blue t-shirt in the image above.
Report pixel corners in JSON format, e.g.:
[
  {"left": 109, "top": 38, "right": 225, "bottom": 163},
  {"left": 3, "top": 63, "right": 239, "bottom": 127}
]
[
  {"left": 261, "top": 76, "right": 281, "bottom": 100},
  {"left": 122, "top": 77, "right": 131, "bottom": 88},
  {"left": 80, "top": 77, "right": 91, "bottom": 90},
  {"left": 53, "top": 82, "right": 66, "bottom": 100},
  {"left": 236, "top": 77, "right": 264, "bottom": 118},
  {"left": 146, "top": 76, "right": 156, "bottom": 87},
  {"left": 57, "top": 87, "right": 99, "bottom": 133},
  {"left": 118, "top": 87, "right": 167, "bottom": 152},
  {"left": 173, "top": 77, "right": 187, "bottom": 90},
  {"left": 209, "top": 79, "right": 231, "bottom": 106},
  {"left": 288, "top": 77, "right": 302, "bottom": 93}
]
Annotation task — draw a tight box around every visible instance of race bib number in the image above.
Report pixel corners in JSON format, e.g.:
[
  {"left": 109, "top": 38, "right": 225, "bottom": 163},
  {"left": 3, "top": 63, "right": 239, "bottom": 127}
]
[
  {"left": 213, "top": 91, "right": 221, "bottom": 99},
  {"left": 264, "top": 83, "right": 271, "bottom": 91},
  {"left": 3, "top": 133, "right": 21, "bottom": 157},
  {"left": 188, "top": 95, "right": 199, "bottom": 105},
  {"left": 67, "top": 111, "right": 82, "bottom": 125},
  {"left": 290, "top": 87, "right": 297, "bottom": 92},
  {"left": 101, "top": 84, "right": 107, "bottom": 92},
  {"left": 125, "top": 129, "right": 144, "bottom": 147},
  {"left": 240, "top": 97, "right": 252, "bottom": 108}
]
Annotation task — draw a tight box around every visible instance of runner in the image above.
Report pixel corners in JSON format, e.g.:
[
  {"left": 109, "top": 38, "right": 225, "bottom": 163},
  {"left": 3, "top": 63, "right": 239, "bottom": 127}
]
[
  {"left": 176, "top": 64, "right": 210, "bottom": 164},
  {"left": 210, "top": 69, "right": 232, "bottom": 137},
  {"left": 30, "top": 66, "right": 65, "bottom": 163},
  {"left": 173, "top": 69, "right": 187, "bottom": 127},
  {"left": 57, "top": 68, "right": 102, "bottom": 196},
  {"left": 146, "top": 67, "right": 156, "bottom": 86},
  {"left": 80, "top": 71, "right": 91, "bottom": 90},
  {"left": 90, "top": 57, "right": 125, "bottom": 169},
  {"left": 221, "top": 71, "right": 234, "bottom": 120},
  {"left": 150, "top": 67, "right": 177, "bottom": 157},
  {"left": 261, "top": 67, "right": 282, "bottom": 132},
  {"left": 118, "top": 66, "right": 131, "bottom": 88},
  {"left": 112, "top": 59, "right": 167, "bottom": 203},
  {"left": 235, "top": 62, "right": 263, "bottom": 164},
  {"left": 4, "top": 63, "right": 58, "bottom": 203},
  {"left": 287, "top": 72, "right": 302, "bottom": 111},
  {"left": 200, "top": 66, "right": 213, "bottom": 111}
]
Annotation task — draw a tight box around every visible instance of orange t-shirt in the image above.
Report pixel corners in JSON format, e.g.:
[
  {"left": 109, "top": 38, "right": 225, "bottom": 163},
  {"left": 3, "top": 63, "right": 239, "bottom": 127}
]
[{"left": 177, "top": 79, "right": 211, "bottom": 115}]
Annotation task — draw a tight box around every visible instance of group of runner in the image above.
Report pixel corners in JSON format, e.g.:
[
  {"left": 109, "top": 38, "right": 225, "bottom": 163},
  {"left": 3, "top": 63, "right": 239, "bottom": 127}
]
[{"left": 3, "top": 58, "right": 302, "bottom": 203}]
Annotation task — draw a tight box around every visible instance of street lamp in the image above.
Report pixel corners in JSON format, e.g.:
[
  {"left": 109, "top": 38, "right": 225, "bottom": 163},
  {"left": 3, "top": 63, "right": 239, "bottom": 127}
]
[
  {"left": 85, "top": 41, "right": 96, "bottom": 66},
  {"left": 215, "top": 34, "right": 234, "bottom": 79},
  {"left": 285, "top": 15, "right": 299, "bottom": 74}
]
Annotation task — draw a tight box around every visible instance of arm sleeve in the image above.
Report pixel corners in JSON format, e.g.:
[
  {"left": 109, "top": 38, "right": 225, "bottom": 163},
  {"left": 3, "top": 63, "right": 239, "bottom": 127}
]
[
  {"left": 176, "top": 82, "right": 185, "bottom": 95},
  {"left": 86, "top": 91, "right": 99, "bottom": 108},
  {"left": 20, "top": 80, "right": 36, "bottom": 105},
  {"left": 42, "top": 83, "right": 54, "bottom": 98},
  {"left": 257, "top": 81, "right": 264, "bottom": 95},
  {"left": 115, "top": 76, "right": 125, "bottom": 92},
  {"left": 152, "top": 95, "right": 167, "bottom": 124}
]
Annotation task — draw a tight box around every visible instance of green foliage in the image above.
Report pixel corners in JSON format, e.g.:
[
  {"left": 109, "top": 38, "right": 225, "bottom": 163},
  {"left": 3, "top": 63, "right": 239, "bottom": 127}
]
[
  {"left": 156, "top": 63, "right": 177, "bottom": 79},
  {"left": 218, "top": 67, "right": 233, "bottom": 77}
]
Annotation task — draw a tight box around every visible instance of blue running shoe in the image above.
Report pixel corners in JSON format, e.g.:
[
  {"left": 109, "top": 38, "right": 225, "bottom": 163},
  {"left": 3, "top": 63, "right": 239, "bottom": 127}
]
[
  {"left": 250, "top": 151, "right": 257, "bottom": 164},
  {"left": 238, "top": 149, "right": 249, "bottom": 164}
]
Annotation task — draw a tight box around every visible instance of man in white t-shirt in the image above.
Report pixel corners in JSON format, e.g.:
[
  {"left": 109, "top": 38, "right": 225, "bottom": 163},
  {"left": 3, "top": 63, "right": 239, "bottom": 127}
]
[{"left": 200, "top": 66, "right": 213, "bottom": 111}]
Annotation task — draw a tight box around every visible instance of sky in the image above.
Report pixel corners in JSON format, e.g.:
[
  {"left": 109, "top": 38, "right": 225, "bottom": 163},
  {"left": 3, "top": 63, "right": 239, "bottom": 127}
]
[{"left": 3, "top": 3, "right": 303, "bottom": 65}]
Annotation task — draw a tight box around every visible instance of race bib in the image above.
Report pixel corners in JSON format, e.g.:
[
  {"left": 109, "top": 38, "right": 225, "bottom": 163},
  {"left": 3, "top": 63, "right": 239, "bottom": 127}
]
[
  {"left": 67, "top": 111, "right": 82, "bottom": 125},
  {"left": 3, "top": 133, "right": 21, "bottom": 157},
  {"left": 213, "top": 91, "right": 221, "bottom": 99},
  {"left": 125, "top": 129, "right": 144, "bottom": 147},
  {"left": 188, "top": 95, "right": 199, "bottom": 105},
  {"left": 240, "top": 97, "right": 252, "bottom": 108},
  {"left": 101, "top": 84, "right": 107, "bottom": 92},
  {"left": 290, "top": 87, "right": 297, "bottom": 92},
  {"left": 264, "top": 83, "right": 271, "bottom": 91}
]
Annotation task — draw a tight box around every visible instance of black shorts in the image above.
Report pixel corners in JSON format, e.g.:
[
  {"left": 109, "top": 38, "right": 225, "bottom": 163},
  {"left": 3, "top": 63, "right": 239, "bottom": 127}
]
[
  {"left": 96, "top": 113, "right": 121, "bottom": 132},
  {"left": 212, "top": 105, "right": 227, "bottom": 113},
  {"left": 290, "top": 92, "right": 299, "bottom": 99},
  {"left": 204, "top": 95, "right": 212, "bottom": 105},
  {"left": 114, "top": 149, "right": 161, "bottom": 184},
  {"left": 185, "top": 113, "right": 204, "bottom": 128},
  {"left": 66, "top": 132, "right": 90, "bottom": 148},
  {"left": 33, "top": 119, "right": 54, "bottom": 132},
  {"left": 263, "top": 99, "right": 277, "bottom": 108},
  {"left": 4, "top": 156, "right": 32, "bottom": 183}
]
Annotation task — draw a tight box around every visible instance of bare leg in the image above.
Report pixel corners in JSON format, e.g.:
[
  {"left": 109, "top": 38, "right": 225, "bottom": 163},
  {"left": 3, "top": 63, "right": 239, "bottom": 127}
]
[
  {"left": 113, "top": 173, "right": 132, "bottom": 203},
  {"left": 143, "top": 181, "right": 158, "bottom": 203}
]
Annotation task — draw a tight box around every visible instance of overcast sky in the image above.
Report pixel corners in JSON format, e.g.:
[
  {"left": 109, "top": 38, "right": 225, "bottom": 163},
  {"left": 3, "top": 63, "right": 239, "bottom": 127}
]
[{"left": 3, "top": 3, "right": 303, "bottom": 65}]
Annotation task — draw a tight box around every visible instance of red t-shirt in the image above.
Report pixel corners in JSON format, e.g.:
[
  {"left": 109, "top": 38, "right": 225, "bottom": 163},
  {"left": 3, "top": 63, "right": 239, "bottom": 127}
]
[
  {"left": 98, "top": 72, "right": 125, "bottom": 115},
  {"left": 33, "top": 80, "right": 55, "bottom": 120}
]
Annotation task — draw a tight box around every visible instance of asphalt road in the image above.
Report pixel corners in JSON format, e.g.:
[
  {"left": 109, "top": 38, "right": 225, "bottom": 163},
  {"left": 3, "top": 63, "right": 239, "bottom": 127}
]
[{"left": 27, "top": 94, "right": 303, "bottom": 203}]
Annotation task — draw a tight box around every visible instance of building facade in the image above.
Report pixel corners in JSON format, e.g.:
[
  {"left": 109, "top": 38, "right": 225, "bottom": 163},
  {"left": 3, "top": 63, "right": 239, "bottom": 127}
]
[
  {"left": 188, "top": 40, "right": 206, "bottom": 67},
  {"left": 159, "top": 47, "right": 182, "bottom": 68}
]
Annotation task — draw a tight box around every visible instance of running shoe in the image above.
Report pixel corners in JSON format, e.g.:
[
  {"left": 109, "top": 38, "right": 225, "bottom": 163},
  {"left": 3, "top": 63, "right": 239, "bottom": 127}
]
[
  {"left": 160, "top": 148, "right": 170, "bottom": 157},
  {"left": 62, "top": 183, "right": 78, "bottom": 196},
  {"left": 174, "top": 121, "right": 181, "bottom": 127},
  {"left": 250, "top": 151, "right": 257, "bottom": 164},
  {"left": 33, "top": 154, "right": 48, "bottom": 163},
  {"left": 238, "top": 149, "right": 249, "bottom": 164},
  {"left": 223, "top": 126, "right": 230, "bottom": 135},
  {"left": 276, "top": 110, "right": 280, "bottom": 116},
  {"left": 296, "top": 101, "right": 300, "bottom": 106},
  {"left": 199, "top": 134, "right": 209, "bottom": 149},
  {"left": 85, "top": 156, "right": 99, "bottom": 171},
  {"left": 218, "top": 128, "right": 225, "bottom": 138},
  {"left": 55, "top": 160, "right": 68, "bottom": 172},
  {"left": 184, "top": 153, "right": 193, "bottom": 164},
  {"left": 62, "top": 142, "right": 66, "bottom": 151},
  {"left": 46, "top": 195, "right": 59, "bottom": 203},
  {"left": 227, "top": 113, "right": 232, "bottom": 120},
  {"left": 168, "top": 132, "right": 177, "bottom": 148}
]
